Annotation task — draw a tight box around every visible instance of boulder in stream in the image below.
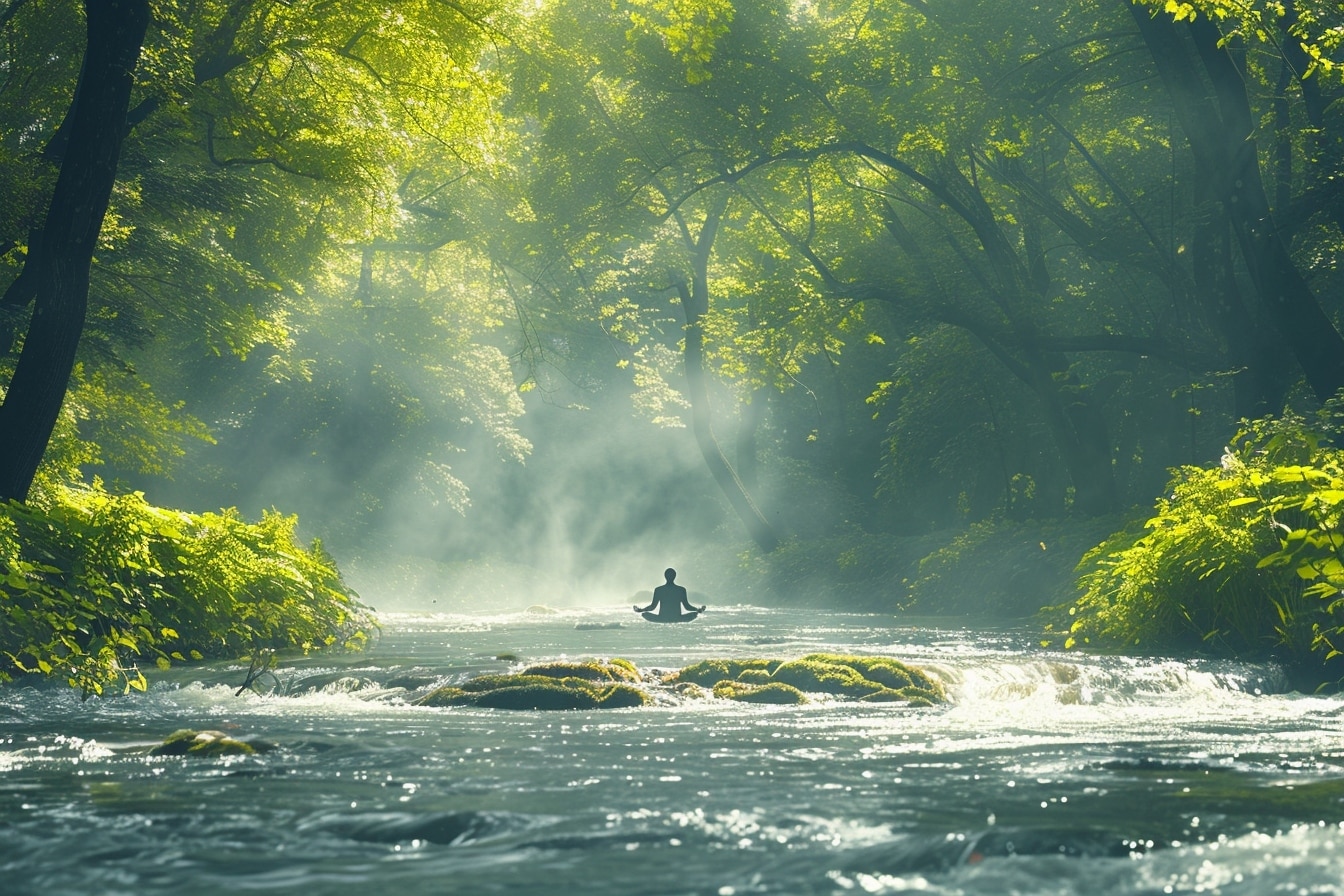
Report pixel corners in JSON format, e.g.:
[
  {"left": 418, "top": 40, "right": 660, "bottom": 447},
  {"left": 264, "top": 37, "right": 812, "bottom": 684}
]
[
  {"left": 412, "top": 653, "right": 943, "bottom": 711},
  {"left": 415, "top": 657, "right": 652, "bottom": 710},
  {"left": 670, "top": 652, "right": 946, "bottom": 705},
  {"left": 150, "top": 729, "right": 274, "bottom": 758},
  {"left": 711, "top": 680, "right": 809, "bottom": 704}
]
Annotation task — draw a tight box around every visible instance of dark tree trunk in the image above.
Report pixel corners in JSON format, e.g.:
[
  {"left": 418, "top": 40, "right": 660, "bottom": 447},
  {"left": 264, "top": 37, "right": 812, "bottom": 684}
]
[
  {"left": 1129, "top": 4, "right": 1344, "bottom": 403},
  {"left": 877, "top": 193, "right": 1121, "bottom": 515},
  {"left": 672, "top": 196, "right": 778, "bottom": 553},
  {"left": 0, "top": 0, "right": 150, "bottom": 502},
  {"left": 677, "top": 274, "right": 779, "bottom": 553},
  {"left": 1189, "top": 189, "right": 1289, "bottom": 419}
]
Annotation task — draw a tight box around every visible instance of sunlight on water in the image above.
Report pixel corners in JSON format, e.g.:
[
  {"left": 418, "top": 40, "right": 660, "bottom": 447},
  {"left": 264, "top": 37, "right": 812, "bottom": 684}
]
[{"left": 3, "top": 607, "right": 1344, "bottom": 895}]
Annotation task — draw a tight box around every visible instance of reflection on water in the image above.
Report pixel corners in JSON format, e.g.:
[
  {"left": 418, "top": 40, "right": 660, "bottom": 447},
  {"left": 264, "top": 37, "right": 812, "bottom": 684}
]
[{"left": 2, "top": 607, "right": 1343, "bottom": 895}]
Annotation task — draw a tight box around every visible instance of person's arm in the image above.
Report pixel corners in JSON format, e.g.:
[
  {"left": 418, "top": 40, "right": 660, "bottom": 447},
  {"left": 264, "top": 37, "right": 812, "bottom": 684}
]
[
  {"left": 634, "top": 593, "right": 657, "bottom": 613},
  {"left": 680, "top": 589, "right": 705, "bottom": 614}
]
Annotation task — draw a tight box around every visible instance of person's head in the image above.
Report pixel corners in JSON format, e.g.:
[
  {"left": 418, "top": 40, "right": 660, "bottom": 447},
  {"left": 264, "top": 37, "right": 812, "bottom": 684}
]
[{"left": 664, "top": 567, "right": 677, "bottom": 582}]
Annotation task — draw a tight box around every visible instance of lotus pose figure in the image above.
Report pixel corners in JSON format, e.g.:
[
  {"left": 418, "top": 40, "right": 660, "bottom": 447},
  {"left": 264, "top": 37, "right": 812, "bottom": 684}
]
[{"left": 634, "top": 568, "right": 705, "bottom": 623}]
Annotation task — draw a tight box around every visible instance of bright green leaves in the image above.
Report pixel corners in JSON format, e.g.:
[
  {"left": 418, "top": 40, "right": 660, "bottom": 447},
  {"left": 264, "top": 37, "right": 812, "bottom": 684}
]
[
  {"left": 0, "top": 481, "right": 376, "bottom": 697},
  {"left": 626, "top": 0, "right": 735, "bottom": 84},
  {"left": 1060, "top": 400, "right": 1344, "bottom": 685},
  {"left": 1159, "top": 1, "right": 1202, "bottom": 23},
  {"left": 599, "top": 297, "right": 648, "bottom": 345},
  {"left": 2, "top": 0, "right": 517, "bottom": 513}
]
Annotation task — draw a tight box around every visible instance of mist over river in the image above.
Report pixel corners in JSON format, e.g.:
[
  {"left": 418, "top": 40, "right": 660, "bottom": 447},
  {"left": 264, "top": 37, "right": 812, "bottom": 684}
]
[{"left": 3, "top": 607, "right": 1344, "bottom": 895}]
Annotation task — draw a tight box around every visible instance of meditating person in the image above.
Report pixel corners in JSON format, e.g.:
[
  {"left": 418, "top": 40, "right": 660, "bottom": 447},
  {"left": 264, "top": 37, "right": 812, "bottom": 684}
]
[{"left": 634, "top": 568, "right": 705, "bottom": 623}]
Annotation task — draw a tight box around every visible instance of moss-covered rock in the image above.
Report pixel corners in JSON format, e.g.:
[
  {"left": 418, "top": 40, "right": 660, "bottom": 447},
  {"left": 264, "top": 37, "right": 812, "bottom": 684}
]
[
  {"left": 712, "top": 680, "right": 808, "bottom": 705},
  {"left": 859, "top": 686, "right": 940, "bottom": 706},
  {"left": 413, "top": 659, "right": 651, "bottom": 710},
  {"left": 672, "top": 653, "right": 946, "bottom": 706},
  {"left": 415, "top": 686, "right": 473, "bottom": 707},
  {"left": 672, "top": 658, "right": 781, "bottom": 686},
  {"left": 598, "top": 684, "right": 651, "bottom": 708},
  {"left": 672, "top": 681, "right": 710, "bottom": 699},
  {"left": 470, "top": 683, "right": 602, "bottom": 710},
  {"left": 413, "top": 653, "right": 942, "bottom": 710},
  {"left": 522, "top": 659, "right": 642, "bottom": 683},
  {"left": 454, "top": 673, "right": 570, "bottom": 693},
  {"left": 150, "top": 729, "right": 263, "bottom": 757},
  {"left": 608, "top": 658, "right": 641, "bottom": 681},
  {"left": 770, "top": 658, "right": 883, "bottom": 697},
  {"left": 799, "top": 653, "right": 947, "bottom": 701}
]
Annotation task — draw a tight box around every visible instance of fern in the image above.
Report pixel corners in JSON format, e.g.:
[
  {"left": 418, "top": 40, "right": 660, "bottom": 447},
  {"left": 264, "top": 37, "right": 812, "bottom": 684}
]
[{"left": 0, "top": 481, "right": 375, "bottom": 696}]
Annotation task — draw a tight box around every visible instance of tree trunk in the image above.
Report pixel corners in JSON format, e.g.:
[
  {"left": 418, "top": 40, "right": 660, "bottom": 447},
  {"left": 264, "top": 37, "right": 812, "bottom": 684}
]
[
  {"left": 1129, "top": 4, "right": 1344, "bottom": 403},
  {"left": 878, "top": 196, "right": 1121, "bottom": 515},
  {"left": 670, "top": 195, "right": 778, "bottom": 552},
  {"left": 677, "top": 275, "right": 779, "bottom": 553},
  {"left": 1189, "top": 187, "right": 1289, "bottom": 419},
  {"left": 0, "top": 0, "right": 150, "bottom": 502}
]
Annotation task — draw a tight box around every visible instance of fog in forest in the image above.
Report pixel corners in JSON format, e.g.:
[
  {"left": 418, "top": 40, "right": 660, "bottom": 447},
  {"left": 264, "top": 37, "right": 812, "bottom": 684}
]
[
  {"left": 341, "top": 400, "right": 735, "bottom": 613},
  {"left": 135, "top": 371, "right": 755, "bottom": 613}
]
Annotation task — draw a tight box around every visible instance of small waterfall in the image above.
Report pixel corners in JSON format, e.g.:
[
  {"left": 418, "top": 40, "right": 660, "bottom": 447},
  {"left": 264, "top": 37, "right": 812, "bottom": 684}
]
[{"left": 930, "top": 653, "right": 1290, "bottom": 707}]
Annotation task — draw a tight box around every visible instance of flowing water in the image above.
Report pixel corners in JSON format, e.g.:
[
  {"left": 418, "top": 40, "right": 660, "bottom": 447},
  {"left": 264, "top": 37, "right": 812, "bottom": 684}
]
[{"left": 3, "top": 607, "right": 1344, "bottom": 895}]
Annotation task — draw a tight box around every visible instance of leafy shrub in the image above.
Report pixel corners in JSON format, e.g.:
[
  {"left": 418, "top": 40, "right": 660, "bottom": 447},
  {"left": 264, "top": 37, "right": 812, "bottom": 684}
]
[
  {"left": 0, "top": 481, "right": 375, "bottom": 696},
  {"left": 1056, "top": 403, "right": 1344, "bottom": 684}
]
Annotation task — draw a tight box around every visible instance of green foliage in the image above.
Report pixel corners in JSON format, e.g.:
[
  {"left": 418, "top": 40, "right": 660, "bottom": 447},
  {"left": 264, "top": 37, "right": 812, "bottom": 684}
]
[
  {"left": 728, "top": 530, "right": 937, "bottom": 611},
  {"left": 1, "top": 0, "right": 521, "bottom": 518},
  {"left": 1137, "top": 0, "right": 1344, "bottom": 83},
  {"left": 0, "top": 481, "right": 374, "bottom": 696},
  {"left": 626, "top": 0, "right": 735, "bottom": 84},
  {"left": 1057, "top": 403, "right": 1344, "bottom": 681}
]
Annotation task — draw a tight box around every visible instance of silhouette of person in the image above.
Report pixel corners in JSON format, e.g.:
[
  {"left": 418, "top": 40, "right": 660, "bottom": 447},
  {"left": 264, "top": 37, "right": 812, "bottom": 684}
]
[{"left": 634, "top": 568, "right": 705, "bottom": 622}]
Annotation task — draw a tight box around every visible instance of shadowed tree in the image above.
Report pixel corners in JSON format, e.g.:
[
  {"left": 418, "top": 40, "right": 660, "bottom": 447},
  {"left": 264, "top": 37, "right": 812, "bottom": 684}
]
[
  {"left": 0, "top": 0, "right": 150, "bottom": 501},
  {"left": 1127, "top": 3, "right": 1344, "bottom": 403}
]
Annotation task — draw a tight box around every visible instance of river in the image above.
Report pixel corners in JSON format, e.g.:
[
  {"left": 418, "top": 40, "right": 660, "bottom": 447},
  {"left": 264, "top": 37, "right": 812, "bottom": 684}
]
[{"left": 2, "top": 607, "right": 1343, "bottom": 895}]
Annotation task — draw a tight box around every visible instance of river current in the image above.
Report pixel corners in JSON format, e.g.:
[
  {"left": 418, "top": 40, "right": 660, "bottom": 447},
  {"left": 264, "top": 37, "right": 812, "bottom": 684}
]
[{"left": 3, "top": 606, "right": 1344, "bottom": 895}]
